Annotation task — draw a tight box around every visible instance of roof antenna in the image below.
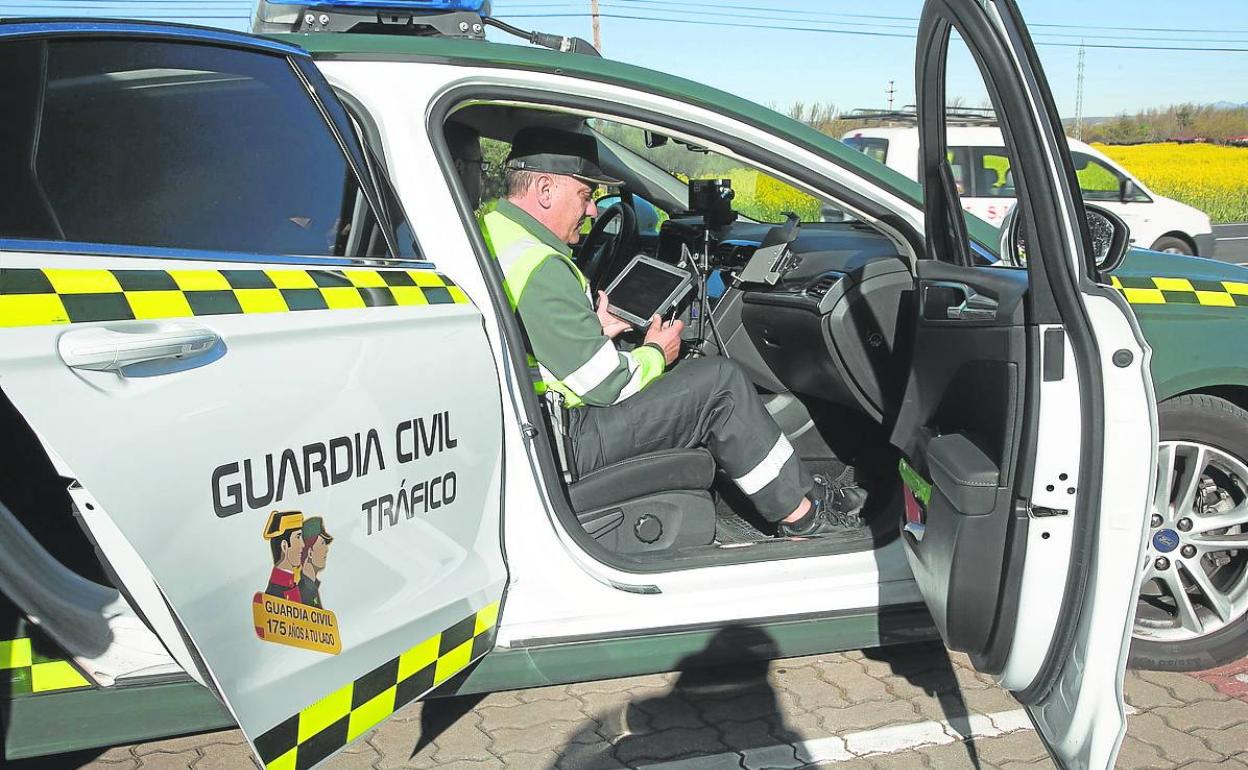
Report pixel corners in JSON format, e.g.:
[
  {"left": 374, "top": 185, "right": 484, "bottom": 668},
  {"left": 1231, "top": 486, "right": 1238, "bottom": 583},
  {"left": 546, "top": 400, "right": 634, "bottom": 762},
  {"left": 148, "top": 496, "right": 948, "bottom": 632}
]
[{"left": 483, "top": 16, "right": 601, "bottom": 57}]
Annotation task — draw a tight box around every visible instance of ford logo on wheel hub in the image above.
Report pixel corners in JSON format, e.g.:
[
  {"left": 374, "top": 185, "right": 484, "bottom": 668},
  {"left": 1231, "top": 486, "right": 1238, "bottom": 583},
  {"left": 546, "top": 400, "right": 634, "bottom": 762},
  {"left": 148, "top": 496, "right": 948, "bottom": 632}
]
[{"left": 1153, "top": 528, "right": 1181, "bottom": 553}]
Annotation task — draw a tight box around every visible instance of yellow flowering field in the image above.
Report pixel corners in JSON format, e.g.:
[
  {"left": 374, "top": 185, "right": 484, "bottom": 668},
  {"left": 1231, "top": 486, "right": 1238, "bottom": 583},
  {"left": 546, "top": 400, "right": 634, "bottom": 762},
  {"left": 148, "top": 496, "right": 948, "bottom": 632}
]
[
  {"left": 724, "top": 168, "right": 822, "bottom": 222},
  {"left": 1092, "top": 142, "right": 1248, "bottom": 223}
]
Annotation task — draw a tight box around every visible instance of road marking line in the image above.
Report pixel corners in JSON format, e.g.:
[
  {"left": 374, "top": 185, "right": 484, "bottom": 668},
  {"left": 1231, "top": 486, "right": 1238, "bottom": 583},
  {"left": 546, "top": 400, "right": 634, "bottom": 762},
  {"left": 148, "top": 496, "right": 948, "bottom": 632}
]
[{"left": 637, "top": 706, "right": 1138, "bottom": 769}]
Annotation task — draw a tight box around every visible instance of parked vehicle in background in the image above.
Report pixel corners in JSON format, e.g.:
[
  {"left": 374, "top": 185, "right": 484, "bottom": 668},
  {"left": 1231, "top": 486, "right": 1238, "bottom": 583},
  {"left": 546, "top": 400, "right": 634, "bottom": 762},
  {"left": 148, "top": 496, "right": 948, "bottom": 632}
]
[{"left": 844, "top": 125, "right": 1217, "bottom": 258}]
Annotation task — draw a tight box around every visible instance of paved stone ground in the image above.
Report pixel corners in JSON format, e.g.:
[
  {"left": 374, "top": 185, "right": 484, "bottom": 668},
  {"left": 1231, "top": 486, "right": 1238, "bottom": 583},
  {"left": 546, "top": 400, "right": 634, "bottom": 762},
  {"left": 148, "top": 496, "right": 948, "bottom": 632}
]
[{"left": 49, "top": 644, "right": 1248, "bottom": 769}]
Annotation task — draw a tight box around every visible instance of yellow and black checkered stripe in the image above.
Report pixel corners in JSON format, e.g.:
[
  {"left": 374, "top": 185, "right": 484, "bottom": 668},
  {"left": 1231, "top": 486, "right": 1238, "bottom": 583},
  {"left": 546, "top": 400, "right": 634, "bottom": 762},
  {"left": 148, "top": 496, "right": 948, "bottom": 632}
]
[
  {"left": 1, "top": 636, "right": 92, "bottom": 697},
  {"left": 0, "top": 267, "right": 470, "bottom": 328},
  {"left": 254, "top": 602, "right": 499, "bottom": 770},
  {"left": 1110, "top": 275, "right": 1248, "bottom": 307}
]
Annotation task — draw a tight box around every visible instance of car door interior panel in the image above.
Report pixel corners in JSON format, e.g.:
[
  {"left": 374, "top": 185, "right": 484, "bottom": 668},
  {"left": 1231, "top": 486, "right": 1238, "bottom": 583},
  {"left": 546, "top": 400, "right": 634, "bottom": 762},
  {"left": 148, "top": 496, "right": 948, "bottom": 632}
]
[
  {"left": 926, "top": 433, "right": 1001, "bottom": 516},
  {"left": 888, "top": 261, "right": 1028, "bottom": 656}
]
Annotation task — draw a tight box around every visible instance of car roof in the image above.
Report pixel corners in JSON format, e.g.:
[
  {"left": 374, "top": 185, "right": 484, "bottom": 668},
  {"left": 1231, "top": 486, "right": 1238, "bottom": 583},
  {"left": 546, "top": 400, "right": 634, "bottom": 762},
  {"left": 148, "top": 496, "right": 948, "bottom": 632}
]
[
  {"left": 0, "top": 17, "right": 307, "bottom": 57},
  {"left": 273, "top": 34, "right": 925, "bottom": 196},
  {"left": 846, "top": 124, "right": 1099, "bottom": 154},
  {"left": 275, "top": 32, "right": 1006, "bottom": 247}
]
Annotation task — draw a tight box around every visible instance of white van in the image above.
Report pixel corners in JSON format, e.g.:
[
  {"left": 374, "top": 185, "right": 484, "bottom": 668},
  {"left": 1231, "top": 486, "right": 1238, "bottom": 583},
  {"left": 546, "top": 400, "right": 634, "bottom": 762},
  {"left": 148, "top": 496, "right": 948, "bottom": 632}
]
[{"left": 843, "top": 125, "right": 1217, "bottom": 257}]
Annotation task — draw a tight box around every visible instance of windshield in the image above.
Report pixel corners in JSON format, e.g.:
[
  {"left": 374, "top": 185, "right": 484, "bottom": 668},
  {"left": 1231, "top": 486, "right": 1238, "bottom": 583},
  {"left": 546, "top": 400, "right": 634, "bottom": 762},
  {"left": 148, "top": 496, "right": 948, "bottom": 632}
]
[{"left": 591, "top": 121, "right": 831, "bottom": 224}]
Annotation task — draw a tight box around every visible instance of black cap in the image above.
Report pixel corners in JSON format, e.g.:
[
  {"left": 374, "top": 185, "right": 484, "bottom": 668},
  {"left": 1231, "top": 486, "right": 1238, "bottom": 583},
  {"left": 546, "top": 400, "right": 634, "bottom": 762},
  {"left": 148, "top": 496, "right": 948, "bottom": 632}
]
[{"left": 505, "top": 128, "right": 622, "bottom": 187}]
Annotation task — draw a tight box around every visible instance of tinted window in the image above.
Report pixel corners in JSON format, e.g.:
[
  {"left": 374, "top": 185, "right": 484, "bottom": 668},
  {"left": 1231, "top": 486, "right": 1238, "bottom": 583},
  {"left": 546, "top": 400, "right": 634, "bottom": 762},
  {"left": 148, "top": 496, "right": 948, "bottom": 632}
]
[
  {"left": 1, "top": 39, "right": 387, "bottom": 258},
  {"left": 844, "top": 135, "right": 889, "bottom": 163},
  {"left": 945, "top": 146, "right": 972, "bottom": 197},
  {"left": 970, "top": 147, "right": 1017, "bottom": 198}
]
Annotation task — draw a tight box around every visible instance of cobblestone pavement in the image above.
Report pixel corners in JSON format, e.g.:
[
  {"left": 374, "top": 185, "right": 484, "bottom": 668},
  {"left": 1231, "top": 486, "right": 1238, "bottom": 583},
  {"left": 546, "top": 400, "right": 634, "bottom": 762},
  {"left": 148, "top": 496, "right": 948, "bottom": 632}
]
[{"left": 52, "top": 644, "right": 1248, "bottom": 769}]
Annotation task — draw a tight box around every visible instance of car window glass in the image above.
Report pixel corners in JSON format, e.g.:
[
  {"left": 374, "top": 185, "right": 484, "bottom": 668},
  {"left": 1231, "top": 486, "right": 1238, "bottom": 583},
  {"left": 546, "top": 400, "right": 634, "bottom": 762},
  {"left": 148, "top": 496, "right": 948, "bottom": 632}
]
[
  {"left": 940, "top": 34, "right": 1023, "bottom": 268},
  {"left": 1, "top": 38, "right": 388, "bottom": 258},
  {"left": 1072, "top": 152, "right": 1127, "bottom": 202},
  {"left": 972, "top": 148, "right": 1016, "bottom": 198},
  {"left": 591, "top": 121, "right": 829, "bottom": 224},
  {"left": 843, "top": 135, "right": 889, "bottom": 163},
  {"left": 946, "top": 147, "right": 972, "bottom": 197}
]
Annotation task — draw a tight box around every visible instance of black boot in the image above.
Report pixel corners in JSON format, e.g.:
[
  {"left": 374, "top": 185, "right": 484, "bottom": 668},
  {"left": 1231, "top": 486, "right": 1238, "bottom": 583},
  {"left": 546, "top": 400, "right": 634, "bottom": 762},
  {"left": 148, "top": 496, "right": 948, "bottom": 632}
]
[{"left": 777, "top": 474, "right": 870, "bottom": 539}]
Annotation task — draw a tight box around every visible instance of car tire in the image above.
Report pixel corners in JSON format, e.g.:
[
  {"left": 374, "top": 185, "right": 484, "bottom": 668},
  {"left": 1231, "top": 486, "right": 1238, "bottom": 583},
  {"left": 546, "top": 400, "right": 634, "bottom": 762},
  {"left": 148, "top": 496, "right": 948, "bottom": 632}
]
[
  {"left": 1151, "top": 235, "right": 1194, "bottom": 255},
  {"left": 1130, "top": 394, "right": 1248, "bottom": 671}
]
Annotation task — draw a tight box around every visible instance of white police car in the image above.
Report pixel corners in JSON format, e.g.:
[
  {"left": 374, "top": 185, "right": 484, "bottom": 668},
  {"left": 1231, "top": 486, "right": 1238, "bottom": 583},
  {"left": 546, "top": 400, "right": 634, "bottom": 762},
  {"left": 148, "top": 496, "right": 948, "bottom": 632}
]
[{"left": 0, "top": 2, "right": 1167, "bottom": 768}]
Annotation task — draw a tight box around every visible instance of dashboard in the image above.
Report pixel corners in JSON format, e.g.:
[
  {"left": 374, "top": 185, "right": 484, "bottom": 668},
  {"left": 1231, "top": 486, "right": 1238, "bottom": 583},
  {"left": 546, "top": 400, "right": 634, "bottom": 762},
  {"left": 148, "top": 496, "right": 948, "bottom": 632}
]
[{"left": 653, "top": 216, "right": 914, "bottom": 423}]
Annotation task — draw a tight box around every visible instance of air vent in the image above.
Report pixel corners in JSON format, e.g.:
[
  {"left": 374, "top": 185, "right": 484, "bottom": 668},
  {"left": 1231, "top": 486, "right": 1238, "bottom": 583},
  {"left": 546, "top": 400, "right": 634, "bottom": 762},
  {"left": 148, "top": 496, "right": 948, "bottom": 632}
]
[
  {"left": 713, "top": 240, "right": 759, "bottom": 268},
  {"left": 805, "top": 272, "right": 843, "bottom": 299}
]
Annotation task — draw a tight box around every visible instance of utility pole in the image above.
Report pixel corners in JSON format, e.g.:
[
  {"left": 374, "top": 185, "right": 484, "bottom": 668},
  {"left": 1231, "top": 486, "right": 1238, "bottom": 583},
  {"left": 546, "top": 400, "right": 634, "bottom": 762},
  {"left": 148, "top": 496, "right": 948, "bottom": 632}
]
[
  {"left": 1074, "top": 42, "right": 1085, "bottom": 140},
  {"left": 886, "top": 80, "right": 896, "bottom": 111},
  {"left": 590, "top": 0, "right": 602, "bottom": 52}
]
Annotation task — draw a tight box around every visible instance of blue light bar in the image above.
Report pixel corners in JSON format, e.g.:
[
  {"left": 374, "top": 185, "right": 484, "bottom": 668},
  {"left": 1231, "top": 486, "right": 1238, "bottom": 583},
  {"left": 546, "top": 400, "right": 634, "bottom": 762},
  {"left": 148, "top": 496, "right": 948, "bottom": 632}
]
[{"left": 270, "top": 0, "right": 487, "bottom": 11}]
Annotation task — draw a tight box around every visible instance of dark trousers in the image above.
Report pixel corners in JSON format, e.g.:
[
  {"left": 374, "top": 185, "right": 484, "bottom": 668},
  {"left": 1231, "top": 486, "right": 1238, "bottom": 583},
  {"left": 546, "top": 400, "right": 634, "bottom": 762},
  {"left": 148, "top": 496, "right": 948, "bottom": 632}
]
[{"left": 567, "top": 357, "right": 813, "bottom": 521}]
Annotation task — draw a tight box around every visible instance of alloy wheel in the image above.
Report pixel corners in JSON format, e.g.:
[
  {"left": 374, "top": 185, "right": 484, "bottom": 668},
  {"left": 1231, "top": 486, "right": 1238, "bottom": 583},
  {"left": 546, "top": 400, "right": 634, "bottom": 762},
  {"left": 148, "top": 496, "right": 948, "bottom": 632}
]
[{"left": 1134, "top": 440, "right": 1248, "bottom": 643}]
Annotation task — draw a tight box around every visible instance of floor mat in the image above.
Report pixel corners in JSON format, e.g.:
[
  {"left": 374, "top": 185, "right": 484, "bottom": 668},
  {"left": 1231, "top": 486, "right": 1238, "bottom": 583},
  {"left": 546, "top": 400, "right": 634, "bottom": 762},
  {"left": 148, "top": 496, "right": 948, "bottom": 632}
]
[
  {"left": 712, "top": 458, "right": 860, "bottom": 544},
  {"left": 715, "top": 508, "right": 773, "bottom": 544}
]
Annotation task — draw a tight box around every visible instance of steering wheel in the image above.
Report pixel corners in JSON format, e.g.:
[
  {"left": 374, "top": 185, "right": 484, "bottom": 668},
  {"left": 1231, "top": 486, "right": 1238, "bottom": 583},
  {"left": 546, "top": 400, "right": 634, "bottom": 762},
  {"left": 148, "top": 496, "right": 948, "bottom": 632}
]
[{"left": 578, "top": 201, "right": 638, "bottom": 293}]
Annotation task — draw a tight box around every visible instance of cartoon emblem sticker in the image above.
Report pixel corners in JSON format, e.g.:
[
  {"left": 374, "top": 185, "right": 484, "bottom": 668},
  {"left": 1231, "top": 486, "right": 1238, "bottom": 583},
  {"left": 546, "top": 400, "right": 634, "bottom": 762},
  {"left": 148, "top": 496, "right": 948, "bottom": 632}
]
[{"left": 252, "top": 510, "right": 342, "bottom": 654}]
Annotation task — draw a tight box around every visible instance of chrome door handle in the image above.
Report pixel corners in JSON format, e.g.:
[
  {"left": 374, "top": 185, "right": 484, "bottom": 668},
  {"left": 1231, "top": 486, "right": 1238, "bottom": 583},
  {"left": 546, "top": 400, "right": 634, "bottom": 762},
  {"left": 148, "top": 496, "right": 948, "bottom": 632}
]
[
  {"left": 946, "top": 293, "right": 998, "bottom": 321},
  {"left": 925, "top": 281, "right": 998, "bottom": 321},
  {"left": 58, "top": 324, "right": 219, "bottom": 372}
]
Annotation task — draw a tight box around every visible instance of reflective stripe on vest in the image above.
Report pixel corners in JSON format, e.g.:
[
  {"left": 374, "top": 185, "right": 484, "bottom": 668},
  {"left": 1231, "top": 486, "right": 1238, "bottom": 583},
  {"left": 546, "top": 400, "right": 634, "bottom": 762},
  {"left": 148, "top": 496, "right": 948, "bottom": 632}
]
[{"left": 481, "top": 209, "right": 592, "bottom": 407}]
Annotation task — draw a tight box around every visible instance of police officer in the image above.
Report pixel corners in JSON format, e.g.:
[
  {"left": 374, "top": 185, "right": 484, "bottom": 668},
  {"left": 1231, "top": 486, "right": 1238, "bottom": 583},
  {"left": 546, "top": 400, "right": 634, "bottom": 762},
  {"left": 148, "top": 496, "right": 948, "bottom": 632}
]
[{"left": 479, "top": 127, "right": 865, "bottom": 538}]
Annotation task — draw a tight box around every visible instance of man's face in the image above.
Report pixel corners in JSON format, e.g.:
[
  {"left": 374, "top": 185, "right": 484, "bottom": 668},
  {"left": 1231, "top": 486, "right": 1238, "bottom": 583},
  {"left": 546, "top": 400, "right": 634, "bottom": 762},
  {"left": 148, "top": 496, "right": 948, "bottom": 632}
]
[
  {"left": 281, "top": 531, "right": 304, "bottom": 568},
  {"left": 307, "top": 536, "right": 330, "bottom": 572},
  {"left": 550, "top": 176, "right": 598, "bottom": 244}
]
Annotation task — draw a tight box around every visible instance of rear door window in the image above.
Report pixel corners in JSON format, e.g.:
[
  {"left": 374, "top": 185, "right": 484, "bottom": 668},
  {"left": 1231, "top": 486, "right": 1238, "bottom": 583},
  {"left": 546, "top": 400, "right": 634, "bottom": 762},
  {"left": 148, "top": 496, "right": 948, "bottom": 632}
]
[
  {"left": 970, "top": 147, "right": 1016, "bottom": 197},
  {"left": 1, "top": 38, "right": 391, "bottom": 258},
  {"left": 843, "top": 135, "right": 889, "bottom": 163},
  {"left": 945, "top": 146, "right": 972, "bottom": 196}
]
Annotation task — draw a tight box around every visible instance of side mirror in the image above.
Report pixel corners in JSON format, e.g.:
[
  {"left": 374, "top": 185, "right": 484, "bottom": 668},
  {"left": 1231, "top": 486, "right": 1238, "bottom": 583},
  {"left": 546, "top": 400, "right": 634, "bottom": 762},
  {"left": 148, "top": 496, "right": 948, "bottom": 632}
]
[
  {"left": 1086, "top": 204, "right": 1130, "bottom": 273},
  {"left": 1119, "top": 177, "right": 1139, "bottom": 203},
  {"left": 644, "top": 130, "right": 668, "bottom": 149},
  {"left": 997, "top": 203, "right": 1128, "bottom": 273}
]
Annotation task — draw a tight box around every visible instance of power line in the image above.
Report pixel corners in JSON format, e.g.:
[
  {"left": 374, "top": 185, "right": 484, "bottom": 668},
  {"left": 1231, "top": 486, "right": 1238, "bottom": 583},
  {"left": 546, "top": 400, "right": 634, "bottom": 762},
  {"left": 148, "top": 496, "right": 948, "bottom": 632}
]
[
  {"left": 504, "top": 0, "right": 1248, "bottom": 37},
  {"left": 496, "top": 11, "right": 1248, "bottom": 51},
  {"left": 512, "top": 2, "right": 1248, "bottom": 45},
  {"left": 504, "top": 1, "right": 920, "bottom": 31}
]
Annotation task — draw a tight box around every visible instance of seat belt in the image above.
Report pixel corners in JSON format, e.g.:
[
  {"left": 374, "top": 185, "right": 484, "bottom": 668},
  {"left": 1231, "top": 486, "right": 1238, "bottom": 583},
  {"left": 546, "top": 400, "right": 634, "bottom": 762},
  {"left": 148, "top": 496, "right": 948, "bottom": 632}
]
[{"left": 543, "top": 390, "right": 577, "bottom": 484}]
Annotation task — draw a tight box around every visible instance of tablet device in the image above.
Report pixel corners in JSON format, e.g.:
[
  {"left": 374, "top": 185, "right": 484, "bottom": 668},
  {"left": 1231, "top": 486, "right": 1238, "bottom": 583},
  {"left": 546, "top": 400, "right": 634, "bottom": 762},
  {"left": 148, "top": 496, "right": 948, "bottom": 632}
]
[{"left": 605, "top": 255, "right": 693, "bottom": 328}]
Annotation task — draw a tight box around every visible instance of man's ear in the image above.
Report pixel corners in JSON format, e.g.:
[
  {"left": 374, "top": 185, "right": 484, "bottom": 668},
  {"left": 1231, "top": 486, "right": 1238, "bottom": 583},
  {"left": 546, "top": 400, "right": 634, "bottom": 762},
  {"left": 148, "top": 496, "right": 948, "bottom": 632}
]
[{"left": 535, "top": 173, "right": 556, "bottom": 209}]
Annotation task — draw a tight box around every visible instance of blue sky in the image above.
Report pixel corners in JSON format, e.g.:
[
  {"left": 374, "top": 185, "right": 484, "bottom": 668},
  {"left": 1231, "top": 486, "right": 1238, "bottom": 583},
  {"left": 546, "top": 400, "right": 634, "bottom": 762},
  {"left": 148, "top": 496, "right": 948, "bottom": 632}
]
[{"left": 5, "top": 0, "right": 1245, "bottom": 117}]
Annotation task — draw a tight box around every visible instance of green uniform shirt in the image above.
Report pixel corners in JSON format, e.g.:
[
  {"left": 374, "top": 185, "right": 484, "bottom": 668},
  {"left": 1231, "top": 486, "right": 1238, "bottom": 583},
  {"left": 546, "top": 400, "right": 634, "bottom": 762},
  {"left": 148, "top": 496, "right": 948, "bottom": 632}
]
[{"left": 481, "top": 200, "right": 665, "bottom": 407}]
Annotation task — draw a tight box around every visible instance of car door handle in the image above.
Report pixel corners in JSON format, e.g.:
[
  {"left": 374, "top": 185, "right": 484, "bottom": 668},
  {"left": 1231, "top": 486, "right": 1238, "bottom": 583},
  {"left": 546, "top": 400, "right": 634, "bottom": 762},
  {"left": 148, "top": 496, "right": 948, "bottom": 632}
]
[
  {"left": 946, "top": 292, "right": 998, "bottom": 321},
  {"left": 58, "top": 324, "right": 219, "bottom": 372},
  {"left": 923, "top": 281, "right": 998, "bottom": 322}
]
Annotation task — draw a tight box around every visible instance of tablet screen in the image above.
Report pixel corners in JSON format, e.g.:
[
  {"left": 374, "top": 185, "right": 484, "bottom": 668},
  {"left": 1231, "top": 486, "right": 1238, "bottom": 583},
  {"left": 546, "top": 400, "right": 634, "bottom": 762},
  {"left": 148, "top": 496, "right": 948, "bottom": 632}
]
[{"left": 610, "top": 261, "right": 688, "bottom": 320}]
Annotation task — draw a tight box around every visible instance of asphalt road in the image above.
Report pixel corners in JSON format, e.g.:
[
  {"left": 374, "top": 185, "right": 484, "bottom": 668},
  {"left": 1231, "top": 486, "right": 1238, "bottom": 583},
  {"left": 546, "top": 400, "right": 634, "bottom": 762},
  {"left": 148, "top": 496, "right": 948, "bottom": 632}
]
[{"left": 1215, "top": 223, "right": 1248, "bottom": 263}]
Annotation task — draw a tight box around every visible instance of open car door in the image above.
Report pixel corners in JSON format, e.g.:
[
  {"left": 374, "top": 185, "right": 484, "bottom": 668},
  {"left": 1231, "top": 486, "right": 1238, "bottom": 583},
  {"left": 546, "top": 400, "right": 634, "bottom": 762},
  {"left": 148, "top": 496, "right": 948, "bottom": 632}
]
[
  {"left": 892, "top": 1, "right": 1156, "bottom": 767},
  {"left": 0, "top": 22, "right": 505, "bottom": 770}
]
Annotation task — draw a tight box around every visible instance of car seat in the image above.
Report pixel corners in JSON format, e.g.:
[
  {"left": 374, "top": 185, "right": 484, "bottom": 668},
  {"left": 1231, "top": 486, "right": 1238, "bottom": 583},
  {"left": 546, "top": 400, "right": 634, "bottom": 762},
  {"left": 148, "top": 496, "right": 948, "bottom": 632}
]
[
  {"left": 977, "top": 167, "right": 1000, "bottom": 196},
  {"left": 541, "top": 392, "right": 717, "bottom": 554}
]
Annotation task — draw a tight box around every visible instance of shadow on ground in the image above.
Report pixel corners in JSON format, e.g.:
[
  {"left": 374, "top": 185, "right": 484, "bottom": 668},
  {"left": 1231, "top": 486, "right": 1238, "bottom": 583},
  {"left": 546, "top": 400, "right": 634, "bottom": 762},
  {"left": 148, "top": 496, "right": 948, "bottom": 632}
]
[
  {"left": 863, "top": 640, "right": 983, "bottom": 769},
  {"left": 549, "top": 625, "right": 802, "bottom": 769}
]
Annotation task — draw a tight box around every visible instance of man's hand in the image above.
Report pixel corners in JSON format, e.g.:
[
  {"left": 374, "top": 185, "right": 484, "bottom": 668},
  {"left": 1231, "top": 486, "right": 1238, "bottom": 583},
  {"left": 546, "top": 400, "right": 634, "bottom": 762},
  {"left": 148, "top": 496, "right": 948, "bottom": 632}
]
[
  {"left": 644, "top": 315, "right": 685, "bottom": 365},
  {"left": 596, "top": 291, "right": 632, "bottom": 339}
]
